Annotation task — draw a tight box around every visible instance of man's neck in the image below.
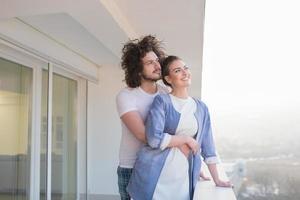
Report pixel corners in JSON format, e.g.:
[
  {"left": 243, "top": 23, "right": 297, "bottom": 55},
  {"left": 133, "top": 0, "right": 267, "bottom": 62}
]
[{"left": 140, "top": 81, "right": 158, "bottom": 94}]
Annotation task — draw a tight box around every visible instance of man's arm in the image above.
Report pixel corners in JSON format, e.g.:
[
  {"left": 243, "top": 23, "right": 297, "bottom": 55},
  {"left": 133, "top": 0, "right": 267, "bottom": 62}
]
[
  {"left": 121, "top": 111, "right": 198, "bottom": 155},
  {"left": 121, "top": 111, "right": 146, "bottom": 143},
  {"left": 167, "top": 135, "right": 199, "bottom": 154}
]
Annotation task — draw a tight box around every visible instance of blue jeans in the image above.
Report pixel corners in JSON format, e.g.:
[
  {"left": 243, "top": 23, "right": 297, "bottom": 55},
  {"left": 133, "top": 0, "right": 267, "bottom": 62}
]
[{"left": 117, "top": 166, "right": 133, "bottom": 200}]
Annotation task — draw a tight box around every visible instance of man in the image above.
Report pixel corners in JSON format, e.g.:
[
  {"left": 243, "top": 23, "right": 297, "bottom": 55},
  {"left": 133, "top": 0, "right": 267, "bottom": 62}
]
[
  {"left": 116, "top": 35, "right": 209, "bottom": 200},
  {"left": 116, "top": 35, "right": 168, "bottom": 200}
]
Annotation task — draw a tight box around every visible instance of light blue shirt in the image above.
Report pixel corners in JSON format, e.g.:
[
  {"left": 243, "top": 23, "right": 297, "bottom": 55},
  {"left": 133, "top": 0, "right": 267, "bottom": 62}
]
[{"left": 127, "top": 94, "right": 218, "bottom": 200}]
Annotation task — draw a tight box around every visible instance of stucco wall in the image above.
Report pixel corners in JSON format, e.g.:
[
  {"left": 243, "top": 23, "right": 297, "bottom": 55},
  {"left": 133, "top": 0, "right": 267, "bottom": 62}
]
[{"left": 87, "top": 64, "right": 124, "bottom": 196}]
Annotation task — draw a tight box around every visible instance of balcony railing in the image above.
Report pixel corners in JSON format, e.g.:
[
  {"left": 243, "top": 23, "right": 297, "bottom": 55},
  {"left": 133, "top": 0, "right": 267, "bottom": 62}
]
[{"left": 193, "top": 164, "right": 238, "bottom": 200}]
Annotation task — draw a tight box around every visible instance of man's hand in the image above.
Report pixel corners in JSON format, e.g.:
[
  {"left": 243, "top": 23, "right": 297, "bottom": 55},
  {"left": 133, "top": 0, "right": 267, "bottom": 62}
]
[
  {"left": 186, "top": 137, "right": 199, "bottom": 154},
  {"left": 179, "top": 144, "right": 190, "bottom": 158}
]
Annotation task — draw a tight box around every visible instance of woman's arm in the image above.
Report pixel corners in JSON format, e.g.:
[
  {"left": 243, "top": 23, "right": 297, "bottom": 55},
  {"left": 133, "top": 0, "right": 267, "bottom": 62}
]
[
  {"left": 207, "top": 164, "right": 232, "bottom": 187},
  {"left": 145, "top": 95, "right": 199, "bottom": 153},
  {"left": 199, "top": 103, "right": 232, "bottom": 187}
]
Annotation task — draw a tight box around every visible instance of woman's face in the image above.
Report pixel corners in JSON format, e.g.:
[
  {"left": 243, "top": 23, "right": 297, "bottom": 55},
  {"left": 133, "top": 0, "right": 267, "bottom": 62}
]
[{"left": 165, "top": 59, "right": 191, "bottom": 88}]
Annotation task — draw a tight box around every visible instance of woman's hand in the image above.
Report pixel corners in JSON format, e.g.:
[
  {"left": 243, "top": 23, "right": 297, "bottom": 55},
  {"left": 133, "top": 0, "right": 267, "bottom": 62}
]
[
  {"left": 215, "top": 179, "right": 233, "bottom": 188},
  {"left": 199, "top": 171, "right": 211, "bottom": 181},
  {"left": 207, "top": 163, "right": 233, "bottom": 188}
]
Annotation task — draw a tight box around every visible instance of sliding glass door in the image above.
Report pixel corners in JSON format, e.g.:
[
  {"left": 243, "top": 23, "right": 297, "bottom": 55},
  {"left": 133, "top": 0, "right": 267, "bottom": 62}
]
[
  {"left": 0, "top": 57, "right": 32, "bottom": 200},
  {"left": 0, "top": 41, "right": 87, "bottom": 200},
  {"left": 40, "top": 69, "right": 84, "bottom": 200}
]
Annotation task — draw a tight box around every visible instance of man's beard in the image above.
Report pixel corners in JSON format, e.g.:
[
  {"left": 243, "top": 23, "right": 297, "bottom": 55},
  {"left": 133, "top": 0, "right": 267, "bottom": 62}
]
[{"left": 141, "top": 73, "right": 161, "bottom": 82}]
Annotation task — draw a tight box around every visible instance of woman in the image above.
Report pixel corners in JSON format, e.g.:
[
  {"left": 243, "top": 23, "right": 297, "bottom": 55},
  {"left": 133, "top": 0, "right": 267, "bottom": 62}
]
[{"left": 127, "top": 56, "right": 232, "bottom": 200}]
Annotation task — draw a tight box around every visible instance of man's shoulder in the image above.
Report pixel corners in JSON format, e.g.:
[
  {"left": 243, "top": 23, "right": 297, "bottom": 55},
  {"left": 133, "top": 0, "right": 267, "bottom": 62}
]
[
  {"left": 117, "top": 87, "right": 138, "bottom": 96},
  {"left": 153, "top": 93, "right": 170, "bottom": 105},
  {"left": 116, "top": 87, "right": 140, "bottom": 103},
  {"left": 157, "top": 82, "right": 171, "bottom": 94},
  {"left": 116, "top": 87, "right": 139, "bottom": 115},
  {"left": 118, "top": 86, "right": 138, "bottom": 93}
]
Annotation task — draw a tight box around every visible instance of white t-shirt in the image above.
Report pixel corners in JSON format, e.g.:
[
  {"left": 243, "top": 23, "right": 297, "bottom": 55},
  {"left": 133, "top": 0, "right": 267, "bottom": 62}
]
[{"left": 116, "top": 84, "right": 169, "bottom": 168}]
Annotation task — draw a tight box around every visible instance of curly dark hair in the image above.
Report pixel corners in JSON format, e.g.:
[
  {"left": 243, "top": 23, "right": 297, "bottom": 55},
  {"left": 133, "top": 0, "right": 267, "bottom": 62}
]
[
  {"left": 121, "top": 35, "right": 166, "bottom": 87},
  {"left": 161, "top": 55, "right": 181, "bottom": 87}
]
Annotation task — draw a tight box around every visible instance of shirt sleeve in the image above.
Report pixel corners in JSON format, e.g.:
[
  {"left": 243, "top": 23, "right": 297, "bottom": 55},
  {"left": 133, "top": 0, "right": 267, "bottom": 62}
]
[
  {"left": 145, "top": 95, "right": 169, "bottom": 149},
  {"left": 116, "top": 89, "right": 137, "bottom": 117},
  {"left": 200, "top": 104, "right": 220, "bottom": 164},
  {"left": 159, "top": 133, "right": 172, "bottom": 150},
  {"left": 204, "top": 156, "right": 220, "bottom": 164}
]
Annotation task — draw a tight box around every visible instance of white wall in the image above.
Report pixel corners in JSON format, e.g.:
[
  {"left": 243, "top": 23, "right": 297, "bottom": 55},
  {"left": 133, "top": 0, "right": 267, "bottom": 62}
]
[{"left": 87, "top": 63, "right": 124, "bottom": 196}]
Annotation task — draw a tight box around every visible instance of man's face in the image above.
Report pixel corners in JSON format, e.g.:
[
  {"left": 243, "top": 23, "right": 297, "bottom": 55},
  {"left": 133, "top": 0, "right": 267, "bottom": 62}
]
[{"left": 141, "top": 51, "right": 161, "bottom": 82}]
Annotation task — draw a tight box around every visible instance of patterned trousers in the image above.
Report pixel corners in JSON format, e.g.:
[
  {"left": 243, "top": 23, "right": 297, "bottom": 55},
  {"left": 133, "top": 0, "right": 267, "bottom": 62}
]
[{"left": 117, "top": 166, "right": 133, "bottom": 200}]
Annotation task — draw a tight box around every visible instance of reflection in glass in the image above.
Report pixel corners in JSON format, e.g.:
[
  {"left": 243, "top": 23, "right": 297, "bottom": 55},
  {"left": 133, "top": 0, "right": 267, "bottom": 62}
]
[
  {"left": 0, "top": 57, "right": 32, "bottom": 200},
  {"left": 52, "top": 73, "right": 77, "bottom": 200}
]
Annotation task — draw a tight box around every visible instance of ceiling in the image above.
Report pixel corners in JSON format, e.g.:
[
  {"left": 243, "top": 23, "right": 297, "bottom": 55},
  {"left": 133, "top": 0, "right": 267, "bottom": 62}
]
[
  {"left": 0, "top": 0, "right": 205, "bottom": 71},
  {"left": 114, "top": 0, "right": 206, "bottom": 68}
]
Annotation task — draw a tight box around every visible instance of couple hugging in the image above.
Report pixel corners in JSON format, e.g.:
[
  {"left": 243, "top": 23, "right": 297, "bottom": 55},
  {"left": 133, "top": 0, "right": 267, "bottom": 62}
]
[{"left": 116, "top": 35, "right": 232, "bottom": 200}]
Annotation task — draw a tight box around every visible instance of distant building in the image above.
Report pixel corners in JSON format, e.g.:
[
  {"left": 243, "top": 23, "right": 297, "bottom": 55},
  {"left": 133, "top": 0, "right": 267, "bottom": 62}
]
[{"left": 223, "top": 160, "right": 247, "bottom": 194}]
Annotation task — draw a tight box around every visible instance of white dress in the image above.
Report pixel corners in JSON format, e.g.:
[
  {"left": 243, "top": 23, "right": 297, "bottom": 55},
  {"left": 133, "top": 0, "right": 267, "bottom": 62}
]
[{"left": 152, "top": 95, "right": 198, "bottom": 200}]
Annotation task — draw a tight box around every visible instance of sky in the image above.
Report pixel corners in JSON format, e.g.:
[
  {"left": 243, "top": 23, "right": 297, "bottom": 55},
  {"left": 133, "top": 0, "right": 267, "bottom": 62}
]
[{"left": 201, "top": 0, "right": 300, "bottom": 144}]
